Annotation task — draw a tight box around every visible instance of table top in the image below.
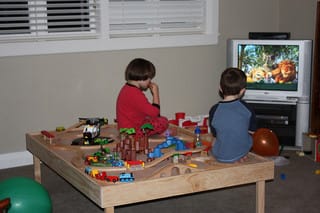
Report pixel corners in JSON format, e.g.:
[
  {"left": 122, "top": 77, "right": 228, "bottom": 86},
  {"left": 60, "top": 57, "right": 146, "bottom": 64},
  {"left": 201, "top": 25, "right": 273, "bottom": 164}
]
[{"left": 26, "top": 124, "right": 274, "bottom": 208}]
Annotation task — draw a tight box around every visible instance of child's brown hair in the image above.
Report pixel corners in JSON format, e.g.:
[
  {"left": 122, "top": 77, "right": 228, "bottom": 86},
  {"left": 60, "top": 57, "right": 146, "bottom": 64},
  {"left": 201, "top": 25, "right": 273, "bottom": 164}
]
[
  {"left": 125, "top": 58, "right": 156, "bottom": 81},
  {"left": 220, "top": 67, "right": 247, "bottom": 96}
]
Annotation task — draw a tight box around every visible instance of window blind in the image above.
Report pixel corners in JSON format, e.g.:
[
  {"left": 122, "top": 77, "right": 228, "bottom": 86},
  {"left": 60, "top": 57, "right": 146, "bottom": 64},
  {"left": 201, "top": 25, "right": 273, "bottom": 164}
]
[
  {"left": 0, "top": 0, "right": 219, "bottom": 57},
  {"left": 0, "top": 0, "right": 99, "bottom": 38},
  {"left": 109, "top": 0, "right": 206, "bottom": 38},
  {"left": 0, "top": 1, "right": 29, "bottom": 35}
]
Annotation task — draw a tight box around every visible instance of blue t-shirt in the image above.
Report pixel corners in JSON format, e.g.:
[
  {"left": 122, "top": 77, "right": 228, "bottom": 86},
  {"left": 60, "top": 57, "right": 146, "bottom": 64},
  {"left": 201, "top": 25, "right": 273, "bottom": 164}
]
[{"left": 209, "top": 99, "right": 256, "bottom": 163}]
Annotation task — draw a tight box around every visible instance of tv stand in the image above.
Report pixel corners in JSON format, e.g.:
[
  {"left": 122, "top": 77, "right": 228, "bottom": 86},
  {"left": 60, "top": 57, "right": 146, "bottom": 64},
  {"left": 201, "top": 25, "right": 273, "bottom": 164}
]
[{"left": 246, "top": 99, "right": 309, "bottom": 147}]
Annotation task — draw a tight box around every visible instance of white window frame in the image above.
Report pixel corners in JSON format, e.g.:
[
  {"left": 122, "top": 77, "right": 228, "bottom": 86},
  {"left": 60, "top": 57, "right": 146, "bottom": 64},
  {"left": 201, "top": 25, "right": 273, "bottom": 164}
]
[{"left": 0, "top": 0, "right": 219, "bottom": 57}]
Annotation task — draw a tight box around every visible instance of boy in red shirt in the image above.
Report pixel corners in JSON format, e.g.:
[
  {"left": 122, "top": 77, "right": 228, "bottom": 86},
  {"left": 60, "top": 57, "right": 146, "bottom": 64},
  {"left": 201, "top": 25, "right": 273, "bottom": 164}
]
[{"left": 116, "top": 58, "right": 168, "bottom": 139}]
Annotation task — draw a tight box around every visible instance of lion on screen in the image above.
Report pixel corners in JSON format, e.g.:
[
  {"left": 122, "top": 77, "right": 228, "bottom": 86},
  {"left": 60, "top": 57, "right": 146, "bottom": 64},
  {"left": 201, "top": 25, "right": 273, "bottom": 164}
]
[{"left": 271, "top": 60, "right": 297, "bottom": 83}]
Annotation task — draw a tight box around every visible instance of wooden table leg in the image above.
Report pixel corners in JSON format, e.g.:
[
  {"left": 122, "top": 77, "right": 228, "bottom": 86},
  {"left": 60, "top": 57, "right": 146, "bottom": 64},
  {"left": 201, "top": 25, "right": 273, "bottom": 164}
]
[
  {"left": 104, "top": 207, "right": 114, "bottom": 213},
  {"left": 33, "top": 156, "right": 41, "bottom": 183},
  {"left": 256, "top": 180, "right": 265, "bottom": 213}
]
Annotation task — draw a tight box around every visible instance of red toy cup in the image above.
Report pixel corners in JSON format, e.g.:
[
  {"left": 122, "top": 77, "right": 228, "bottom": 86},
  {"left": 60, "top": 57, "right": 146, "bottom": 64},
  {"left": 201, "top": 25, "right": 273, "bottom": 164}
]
[
  {"left": 175, "top": 112, "right": 186, "bottom": 121},
  {"left": 169, "top": 119, "right": 179, "bottom": 125}
]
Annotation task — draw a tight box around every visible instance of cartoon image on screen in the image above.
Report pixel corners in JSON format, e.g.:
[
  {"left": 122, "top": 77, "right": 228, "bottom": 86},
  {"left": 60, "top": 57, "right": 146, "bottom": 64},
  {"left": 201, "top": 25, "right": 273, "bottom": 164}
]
[{"left": 238, "top": 44, "right": 299, "bottom": 91}]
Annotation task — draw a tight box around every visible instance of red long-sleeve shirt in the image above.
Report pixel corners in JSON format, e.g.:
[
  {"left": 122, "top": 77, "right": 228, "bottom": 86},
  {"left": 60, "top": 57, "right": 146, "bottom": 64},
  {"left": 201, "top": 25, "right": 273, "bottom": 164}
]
[{"left": 116, "top": 83, "right": 160, "bottom": 129}]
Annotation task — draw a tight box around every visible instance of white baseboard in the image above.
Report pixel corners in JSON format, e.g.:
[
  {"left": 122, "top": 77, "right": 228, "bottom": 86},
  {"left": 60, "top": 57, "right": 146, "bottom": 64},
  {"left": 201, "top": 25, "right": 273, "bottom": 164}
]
[{"left": 0, "top": 151, "right": 33, "bottom": 169}]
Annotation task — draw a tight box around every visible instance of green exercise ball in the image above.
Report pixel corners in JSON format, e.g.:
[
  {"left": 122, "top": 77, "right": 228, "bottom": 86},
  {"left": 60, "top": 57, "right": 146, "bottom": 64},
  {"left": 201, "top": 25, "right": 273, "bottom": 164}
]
[{"left": 0, "top": 177, "right": 52, "bottom": 213}]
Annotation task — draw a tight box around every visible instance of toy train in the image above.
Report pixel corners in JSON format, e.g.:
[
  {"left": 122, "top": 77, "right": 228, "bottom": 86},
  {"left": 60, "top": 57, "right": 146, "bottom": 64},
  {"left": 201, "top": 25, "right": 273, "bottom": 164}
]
[
  {"left": 125, "top": 160, "right": 145, "bottom": 169},
  {"left": 85, "top": 167, "right": 134, "bottom": 183},
  {"left": 119, "top": 172, "right": 135, "bottom": 182}
]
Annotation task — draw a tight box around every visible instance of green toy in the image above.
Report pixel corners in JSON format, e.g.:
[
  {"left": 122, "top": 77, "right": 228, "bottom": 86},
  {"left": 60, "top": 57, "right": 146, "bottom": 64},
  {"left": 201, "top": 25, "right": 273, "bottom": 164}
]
[{"left": 0, "top": 177, "right": 52, "bottom": 213}]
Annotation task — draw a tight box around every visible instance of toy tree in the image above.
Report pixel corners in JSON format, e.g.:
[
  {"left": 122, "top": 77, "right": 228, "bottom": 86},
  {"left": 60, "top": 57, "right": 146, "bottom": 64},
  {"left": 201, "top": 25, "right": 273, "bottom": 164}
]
[
  {"left": 140, "top": 123, "right": 154, "bottom": 152},
  {"left": 141, "top": 123, "right": 154, "bottom": 133},
  {"left": 93, "top": 137, "right": 110, "bottom": 154},
  {"left": 119, "top": 128, "right": 136, "bottom": 141},
  {"left": 119, "top": 128, "right": 136, "bottom": 160}
]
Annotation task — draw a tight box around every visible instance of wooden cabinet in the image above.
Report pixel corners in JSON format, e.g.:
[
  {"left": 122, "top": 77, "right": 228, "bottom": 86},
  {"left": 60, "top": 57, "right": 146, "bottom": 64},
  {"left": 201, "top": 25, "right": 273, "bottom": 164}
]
[{"left": 310, "top": 1, "right": 320, "bottom": 132}]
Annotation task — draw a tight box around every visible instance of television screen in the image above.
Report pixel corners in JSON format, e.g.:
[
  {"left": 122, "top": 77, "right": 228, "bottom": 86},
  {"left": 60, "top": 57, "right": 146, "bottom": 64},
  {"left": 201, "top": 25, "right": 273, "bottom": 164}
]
[{"left": 237, "top": 44, "right": 299, "bottom": 91}]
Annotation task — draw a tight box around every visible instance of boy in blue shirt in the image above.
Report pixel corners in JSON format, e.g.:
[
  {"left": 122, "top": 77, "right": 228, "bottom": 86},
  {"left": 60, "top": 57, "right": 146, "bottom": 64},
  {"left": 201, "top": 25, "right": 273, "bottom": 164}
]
[{"left": 209, "top": 67, "right": 256, "bottom": 163}]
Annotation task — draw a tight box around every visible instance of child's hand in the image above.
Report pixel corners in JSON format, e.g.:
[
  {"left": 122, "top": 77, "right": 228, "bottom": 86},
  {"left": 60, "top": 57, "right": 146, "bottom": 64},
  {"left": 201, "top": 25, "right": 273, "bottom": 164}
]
[
  {"left": 149, "top": 82, "right": 159, "bottom": 95},
  {"left": 149, "top": 82, "right": 160, "bottom": 105}
]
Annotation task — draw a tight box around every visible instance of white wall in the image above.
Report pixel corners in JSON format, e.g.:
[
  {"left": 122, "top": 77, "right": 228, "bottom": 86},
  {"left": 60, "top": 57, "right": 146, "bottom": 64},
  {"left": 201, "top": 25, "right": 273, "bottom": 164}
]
[
  {"left": 0, "top": 0, "right": 316, "bottom": 167},
  {"left": 278, "top": 0, "right": 317, "bottom": 39}
]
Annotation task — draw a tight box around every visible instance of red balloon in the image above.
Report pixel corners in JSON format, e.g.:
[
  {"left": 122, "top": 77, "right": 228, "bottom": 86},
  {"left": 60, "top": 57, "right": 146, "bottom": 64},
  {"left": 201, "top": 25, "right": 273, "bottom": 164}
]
[{"left": 252, "top": 128, "right": 279, "bottom": 156}]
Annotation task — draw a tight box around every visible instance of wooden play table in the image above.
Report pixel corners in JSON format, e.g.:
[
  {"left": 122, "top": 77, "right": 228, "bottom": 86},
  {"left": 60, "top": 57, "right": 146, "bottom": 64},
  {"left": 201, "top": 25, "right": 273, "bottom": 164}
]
[{"left": 26, "top": 124, "right": 274, "bottom": 213}]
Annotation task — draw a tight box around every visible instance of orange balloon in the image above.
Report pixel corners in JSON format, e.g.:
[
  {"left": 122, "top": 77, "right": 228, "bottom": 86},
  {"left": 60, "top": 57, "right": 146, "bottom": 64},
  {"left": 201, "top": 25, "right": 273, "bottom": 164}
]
[{"left": 252, "top": 128, "right": 279, "bottom": 156}]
